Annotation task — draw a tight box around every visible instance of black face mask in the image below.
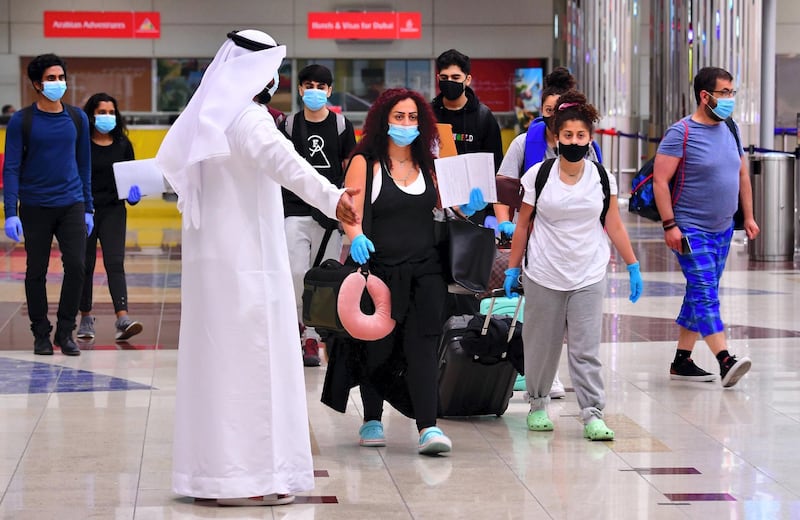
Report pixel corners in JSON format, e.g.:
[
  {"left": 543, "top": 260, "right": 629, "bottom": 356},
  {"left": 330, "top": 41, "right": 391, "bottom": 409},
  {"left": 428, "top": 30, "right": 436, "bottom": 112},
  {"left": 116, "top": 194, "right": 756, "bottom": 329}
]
[
  {"left": 439, "top": 79, "right": 465, "bottom": 101},
  {"left": 255, "top": 87, "right": 272, "bottom": 105},
  {"left": 542, "top": 115, "right": 554, "bottom": 132},
  {"left": 558, "top": 143, "right": 591, "bottom": 163}
]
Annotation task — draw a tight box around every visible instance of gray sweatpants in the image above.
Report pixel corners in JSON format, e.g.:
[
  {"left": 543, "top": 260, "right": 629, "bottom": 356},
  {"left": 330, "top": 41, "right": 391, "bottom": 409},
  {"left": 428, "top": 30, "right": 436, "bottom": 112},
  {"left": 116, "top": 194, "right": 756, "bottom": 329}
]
[
  {"left": 285, "top": 215, "right": 343, "bottom": 341},
  {"left": 521, "top": 275, "right": 606, "bottom": 425}
]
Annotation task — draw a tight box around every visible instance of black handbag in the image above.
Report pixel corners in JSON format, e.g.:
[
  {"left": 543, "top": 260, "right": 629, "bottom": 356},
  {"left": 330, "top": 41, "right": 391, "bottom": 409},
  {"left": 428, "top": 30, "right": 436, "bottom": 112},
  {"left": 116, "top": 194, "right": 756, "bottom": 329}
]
[
  {"left": 439, "top": 211, "right": 497, "bottom": 293},
  {"left": 301, "top": 259, "right": 357, "bottom": 334}
]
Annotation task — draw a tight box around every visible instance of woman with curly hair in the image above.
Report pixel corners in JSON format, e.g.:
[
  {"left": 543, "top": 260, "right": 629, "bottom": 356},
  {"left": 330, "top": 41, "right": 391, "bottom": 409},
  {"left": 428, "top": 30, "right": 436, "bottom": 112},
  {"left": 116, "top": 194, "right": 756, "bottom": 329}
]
[
  {"left": 340, "top": 87, "right": 453, "bottom": 455},
  {"left": 504, "top": 90, "right": 643, "bottom": 441}
]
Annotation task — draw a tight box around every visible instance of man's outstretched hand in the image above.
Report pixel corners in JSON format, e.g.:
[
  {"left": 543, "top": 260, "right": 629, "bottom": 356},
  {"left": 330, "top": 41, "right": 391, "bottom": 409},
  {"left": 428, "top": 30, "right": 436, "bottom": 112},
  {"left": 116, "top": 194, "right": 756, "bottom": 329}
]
[{"left": 336, "top": 187, "right": 361, "bottom": 226}]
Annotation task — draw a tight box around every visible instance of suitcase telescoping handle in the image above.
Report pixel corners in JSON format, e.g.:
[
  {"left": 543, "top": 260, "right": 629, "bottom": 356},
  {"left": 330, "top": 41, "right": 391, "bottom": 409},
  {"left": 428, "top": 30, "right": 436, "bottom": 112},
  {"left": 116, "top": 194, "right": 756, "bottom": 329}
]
[{"left": 481, "top": 288, "right": 524, "bottom": 343}]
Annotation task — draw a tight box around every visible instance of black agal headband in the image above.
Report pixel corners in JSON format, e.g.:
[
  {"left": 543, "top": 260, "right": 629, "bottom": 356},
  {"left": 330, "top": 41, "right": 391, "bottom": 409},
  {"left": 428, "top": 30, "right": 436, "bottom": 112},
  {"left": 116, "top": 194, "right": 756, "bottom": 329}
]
[{"left": 226, "top": 30, "right": 277, "bottom": 51}]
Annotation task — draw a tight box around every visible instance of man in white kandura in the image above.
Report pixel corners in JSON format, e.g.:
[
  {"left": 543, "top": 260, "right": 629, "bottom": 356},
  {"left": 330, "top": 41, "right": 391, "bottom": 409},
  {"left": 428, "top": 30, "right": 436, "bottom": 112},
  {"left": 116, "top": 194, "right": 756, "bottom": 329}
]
[{"left": 155, "top": 29, "right": 360, "bottom": 507}]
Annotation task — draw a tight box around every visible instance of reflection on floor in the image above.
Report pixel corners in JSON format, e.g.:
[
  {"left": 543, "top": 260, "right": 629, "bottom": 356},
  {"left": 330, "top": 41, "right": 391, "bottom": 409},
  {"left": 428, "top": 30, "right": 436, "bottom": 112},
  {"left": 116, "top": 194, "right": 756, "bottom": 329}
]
[{"left": 0, "top": 212, "right": 799, "bottom": 519}]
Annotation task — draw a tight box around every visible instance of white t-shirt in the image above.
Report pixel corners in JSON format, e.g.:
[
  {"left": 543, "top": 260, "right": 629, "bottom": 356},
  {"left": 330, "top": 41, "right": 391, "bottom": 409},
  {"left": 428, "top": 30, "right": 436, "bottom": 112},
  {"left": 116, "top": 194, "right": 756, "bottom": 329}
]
[{"left": 520, "top": 158, "right": 618, "bottom": 291}]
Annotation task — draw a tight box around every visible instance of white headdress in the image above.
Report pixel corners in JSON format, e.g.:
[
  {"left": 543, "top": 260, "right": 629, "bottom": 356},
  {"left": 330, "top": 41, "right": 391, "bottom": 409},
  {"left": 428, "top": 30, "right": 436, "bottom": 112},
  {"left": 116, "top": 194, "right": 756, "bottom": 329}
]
[{"left": 156, "top": 30, "right": 286, "bottom": 228}]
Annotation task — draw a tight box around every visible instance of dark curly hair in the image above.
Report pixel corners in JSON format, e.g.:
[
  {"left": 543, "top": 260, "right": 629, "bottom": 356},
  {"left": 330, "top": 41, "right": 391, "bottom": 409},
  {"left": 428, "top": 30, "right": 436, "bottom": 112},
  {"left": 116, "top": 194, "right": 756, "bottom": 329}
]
[
  {"left": 352, "top": 88, "right": 437, "bottom": 175},
  {"left": 541, "top": 67, "right": 576, "bottom": 105},
  {"left": 83, "top": 92, "right": 129, "bottom": 142},
  {"left": 27, "top": 53, "right": 67, "bottom": 84},
  {"left": 553, "top": 90, "right": 600, "bottom": 134}
]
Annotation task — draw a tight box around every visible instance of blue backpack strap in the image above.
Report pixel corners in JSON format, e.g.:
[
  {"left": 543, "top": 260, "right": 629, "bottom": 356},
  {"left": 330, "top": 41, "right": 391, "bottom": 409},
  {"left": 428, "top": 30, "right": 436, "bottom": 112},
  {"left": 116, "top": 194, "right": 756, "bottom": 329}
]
[
  {"left": 523, "top": 120, "right": 549, "bottom": 175},
  {"left": 591, "top": 140, "right": 603, "bottom": 163}
]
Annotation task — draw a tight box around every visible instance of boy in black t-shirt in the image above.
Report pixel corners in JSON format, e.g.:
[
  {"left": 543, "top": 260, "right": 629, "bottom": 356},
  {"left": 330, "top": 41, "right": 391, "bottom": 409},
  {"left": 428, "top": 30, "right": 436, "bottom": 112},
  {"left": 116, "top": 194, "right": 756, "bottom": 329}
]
[{"left": 279, "top": 64, "right": 357, "bottom": 367}]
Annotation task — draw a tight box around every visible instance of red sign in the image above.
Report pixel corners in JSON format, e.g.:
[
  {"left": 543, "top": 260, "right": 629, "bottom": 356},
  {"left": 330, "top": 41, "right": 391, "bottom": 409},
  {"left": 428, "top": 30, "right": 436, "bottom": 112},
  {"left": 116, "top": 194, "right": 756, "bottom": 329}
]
[
  {"left": 44, "top": 11, "right": 161, "bottom": 39},
  {"left": 308, "top": 12, "right": 421, "bottom": 40}
]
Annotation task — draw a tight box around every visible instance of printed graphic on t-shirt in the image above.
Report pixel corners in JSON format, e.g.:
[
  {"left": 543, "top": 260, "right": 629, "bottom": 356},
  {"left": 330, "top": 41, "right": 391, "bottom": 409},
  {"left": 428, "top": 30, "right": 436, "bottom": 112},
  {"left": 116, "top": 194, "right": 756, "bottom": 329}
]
[
  {"left": 452, "top": 132, "right": 475, "bottom": 142},
  {"left": 307, "top": 134, "right": 331, "bottom": 169}
]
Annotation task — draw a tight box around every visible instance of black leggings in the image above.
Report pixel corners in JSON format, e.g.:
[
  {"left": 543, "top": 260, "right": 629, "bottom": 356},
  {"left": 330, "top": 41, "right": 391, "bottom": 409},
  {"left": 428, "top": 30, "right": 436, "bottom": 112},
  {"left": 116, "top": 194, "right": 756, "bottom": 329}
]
[
  {"left": 360, "top": 274, "right": 443, "bottom": 431},
  {"left": 19, "top": 203, "right": 86, "bottom": 335},
  {"left": 80, "top": 204, "right": 129, "bottom": 313}
]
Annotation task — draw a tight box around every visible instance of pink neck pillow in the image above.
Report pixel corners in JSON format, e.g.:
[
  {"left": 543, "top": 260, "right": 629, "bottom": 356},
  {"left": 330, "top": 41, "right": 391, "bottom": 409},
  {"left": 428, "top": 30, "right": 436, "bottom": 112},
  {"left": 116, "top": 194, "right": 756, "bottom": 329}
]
[{"left": 337, "top": 271, "right": 395, "bottom": 341}]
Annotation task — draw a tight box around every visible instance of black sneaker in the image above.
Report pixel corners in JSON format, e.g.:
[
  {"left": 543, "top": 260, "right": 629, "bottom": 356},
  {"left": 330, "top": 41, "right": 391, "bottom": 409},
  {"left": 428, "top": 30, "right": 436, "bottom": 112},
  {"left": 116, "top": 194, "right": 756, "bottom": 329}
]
[
  {"left": 669, "top": 357, "right": 718, "bottom": 382},
  {"left": 720, "top": 355, "right": 751, "bottom": 388},
  {"left": 33, "top": 335, "right": 54, "bottom": 355},
  {"left": 54, "top": 335, "right": 81, "bottom": 356}
]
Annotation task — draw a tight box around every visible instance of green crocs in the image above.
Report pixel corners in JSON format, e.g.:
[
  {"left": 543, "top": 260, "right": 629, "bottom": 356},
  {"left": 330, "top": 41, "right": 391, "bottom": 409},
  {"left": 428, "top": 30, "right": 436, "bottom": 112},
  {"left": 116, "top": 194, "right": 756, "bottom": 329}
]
[
  {"left": 513, "top": 374, "right": 526, "bottom": 392},
  {"left": 527, "top": 410, "right": 554, "bottom": 431},
  {"left": 583, "top": 419, "right": 614, "bottom": 441}
]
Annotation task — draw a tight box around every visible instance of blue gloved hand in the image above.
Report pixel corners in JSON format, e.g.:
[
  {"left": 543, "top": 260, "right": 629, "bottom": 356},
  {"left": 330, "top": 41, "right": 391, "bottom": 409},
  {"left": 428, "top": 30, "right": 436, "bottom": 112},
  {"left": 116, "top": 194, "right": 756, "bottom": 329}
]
[
  {"left": 627, "top": 262, "right": 643, "bottom": 303},
  {"left": 85, "top": 213, "right": 94, "bottom": 237},
  {"left": 504, "top": 267, "right": 521, "bottom": 298},
  {"left": 459, "top": 187, "right": 487, "bottom": 217},
  {"left": 4, "top": 216, "right": 22, "bottom": 242},
  {"left": 497, "top": 220, "right": 516, "bottom": 238},
  {"left": 127, "top": 185, "right": 141, "bottom": 205},
  {"left": 350, "top": 234, "right": 375, "bottom": 264}
]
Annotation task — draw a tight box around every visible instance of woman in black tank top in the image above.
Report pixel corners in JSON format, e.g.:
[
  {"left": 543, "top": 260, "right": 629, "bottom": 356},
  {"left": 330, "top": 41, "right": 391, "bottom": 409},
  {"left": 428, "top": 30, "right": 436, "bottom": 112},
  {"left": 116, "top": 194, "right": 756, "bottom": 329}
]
[{"left": 335, "top": 88, "right": 452, "bottom": 456}]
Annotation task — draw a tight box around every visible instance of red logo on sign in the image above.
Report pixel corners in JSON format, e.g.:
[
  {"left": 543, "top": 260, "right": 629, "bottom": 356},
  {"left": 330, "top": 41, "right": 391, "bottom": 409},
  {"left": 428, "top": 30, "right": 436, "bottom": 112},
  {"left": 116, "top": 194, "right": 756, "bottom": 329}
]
[
  {"left": 44, "top": 11, "right": 160, "bottom": 39},
  {"left": 308, "top": 12, "right": 421, "bottom": 40}
]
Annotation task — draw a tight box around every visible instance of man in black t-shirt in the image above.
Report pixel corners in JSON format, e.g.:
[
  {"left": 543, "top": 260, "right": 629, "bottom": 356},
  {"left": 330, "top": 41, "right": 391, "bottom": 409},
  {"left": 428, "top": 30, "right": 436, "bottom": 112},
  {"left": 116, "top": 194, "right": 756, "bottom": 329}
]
[{"left": 279, "top": 64, "right": 356, "bottom": 367}]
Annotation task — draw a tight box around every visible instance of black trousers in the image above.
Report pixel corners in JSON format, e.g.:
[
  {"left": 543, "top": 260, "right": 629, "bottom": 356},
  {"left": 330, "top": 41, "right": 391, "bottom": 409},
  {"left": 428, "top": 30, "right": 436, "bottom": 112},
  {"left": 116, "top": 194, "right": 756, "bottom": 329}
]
[
  {"left": 19, "top": 203, "right": 86, "bottom": 337},
  {"left": 80, "top": 204, "right": 128, "bottom": 313},
  {"left": 360, "top": 273, "right": 444, "bottom": 431}
]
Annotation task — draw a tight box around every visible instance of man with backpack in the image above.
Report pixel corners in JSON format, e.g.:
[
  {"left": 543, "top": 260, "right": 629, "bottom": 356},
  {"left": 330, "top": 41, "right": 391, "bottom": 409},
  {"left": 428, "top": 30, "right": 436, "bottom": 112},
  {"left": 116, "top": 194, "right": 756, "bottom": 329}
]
[
  {"left": 279, "top": 64, "right": 357, "bottom": 367},
  {"left": 652, "top": 66, "right": 759, "bottom": 388},
  {"left": 2, "top": 53, "right": 93, "bottom": 356}
]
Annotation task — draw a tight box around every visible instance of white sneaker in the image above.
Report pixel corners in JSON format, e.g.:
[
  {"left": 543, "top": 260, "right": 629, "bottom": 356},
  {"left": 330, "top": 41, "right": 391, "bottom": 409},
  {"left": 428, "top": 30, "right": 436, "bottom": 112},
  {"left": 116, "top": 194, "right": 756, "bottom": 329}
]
[{"left": 549, "top": 373, "right": 566, "bottom": 399}]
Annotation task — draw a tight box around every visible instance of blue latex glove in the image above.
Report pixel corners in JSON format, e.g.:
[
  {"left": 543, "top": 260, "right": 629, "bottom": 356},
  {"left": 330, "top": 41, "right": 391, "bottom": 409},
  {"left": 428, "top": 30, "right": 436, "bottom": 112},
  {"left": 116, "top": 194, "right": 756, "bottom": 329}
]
[
  {"left": 459, "top": 187, "right": 487, "bottom": 217},
  {"left": 127, "top": 185, "right": 141, "bottom": 205},
  {"left": 350, "top": 234, "right": 375, "bottom": 264},
  {"left": 4, "top": 216, "right": 22, "bottom": 242},
  {"left": 504, "top": 267, "right": 521, "bottom": 298},
  {"left": 497, "top": 220, "right": 516, "bottom": 238},
  {"left": 85, "top": 213, "right": 94, "bottom": 237},
  {"left": 627, "top": 262, "right": 643, "bottom": 303}
]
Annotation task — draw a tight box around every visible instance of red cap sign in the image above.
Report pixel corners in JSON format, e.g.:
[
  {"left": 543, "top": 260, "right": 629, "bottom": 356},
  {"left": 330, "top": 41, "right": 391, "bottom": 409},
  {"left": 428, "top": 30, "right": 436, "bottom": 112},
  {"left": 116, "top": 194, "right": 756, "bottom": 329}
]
[
  {"left": 308, "top": 11, "right": 421, "bottom": 40},
  {"left": 44, "top": 11, "right": 160, "bottom": 39}
]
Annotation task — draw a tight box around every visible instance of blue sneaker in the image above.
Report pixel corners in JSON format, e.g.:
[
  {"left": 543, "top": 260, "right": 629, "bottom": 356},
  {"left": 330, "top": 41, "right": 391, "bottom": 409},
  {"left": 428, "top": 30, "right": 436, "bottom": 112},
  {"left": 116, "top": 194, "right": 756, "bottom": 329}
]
[
  {"left": 418, "top": 426, "right": 452, "bottom": 455},
  {"left": 358, "top": 420, "right": 386, "bottom": 447}
]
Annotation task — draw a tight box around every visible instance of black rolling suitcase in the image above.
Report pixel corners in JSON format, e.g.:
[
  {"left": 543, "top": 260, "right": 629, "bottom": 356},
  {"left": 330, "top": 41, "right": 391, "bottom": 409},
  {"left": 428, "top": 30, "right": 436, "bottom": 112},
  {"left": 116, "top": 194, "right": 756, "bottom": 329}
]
[{"left": 437, "top": 290, "right": 523, "bottom": 417}]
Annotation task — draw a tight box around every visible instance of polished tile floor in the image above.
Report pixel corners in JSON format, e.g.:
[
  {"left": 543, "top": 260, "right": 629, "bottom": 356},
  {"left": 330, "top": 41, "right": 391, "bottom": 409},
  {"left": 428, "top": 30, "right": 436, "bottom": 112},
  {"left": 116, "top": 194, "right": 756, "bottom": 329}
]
[{"left": 0, "top": 209, "right": 799, "bottom": 519}]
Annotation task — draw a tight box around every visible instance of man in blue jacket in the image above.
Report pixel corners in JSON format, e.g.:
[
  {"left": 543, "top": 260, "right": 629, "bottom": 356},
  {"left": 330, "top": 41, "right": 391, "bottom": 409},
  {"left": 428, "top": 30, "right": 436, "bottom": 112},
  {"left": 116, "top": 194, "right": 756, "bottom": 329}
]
[{"left": 3, "top": 53, "right": 93, "bottom": 356}]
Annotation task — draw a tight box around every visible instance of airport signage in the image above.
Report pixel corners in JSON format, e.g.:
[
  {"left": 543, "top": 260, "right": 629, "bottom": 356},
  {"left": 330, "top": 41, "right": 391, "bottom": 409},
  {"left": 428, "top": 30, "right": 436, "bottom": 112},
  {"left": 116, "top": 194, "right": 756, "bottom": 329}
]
[
  {"left": 308, "top": 11, "right": 421, "bottom": 39},
  {"left": 44, "top": 11, "right": 161, "bottom": 39}
]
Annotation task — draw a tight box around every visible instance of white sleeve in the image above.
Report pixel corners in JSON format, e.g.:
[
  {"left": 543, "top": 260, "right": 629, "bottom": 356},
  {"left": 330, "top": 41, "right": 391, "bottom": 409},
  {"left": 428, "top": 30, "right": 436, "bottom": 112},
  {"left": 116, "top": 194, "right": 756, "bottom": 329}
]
[
  {"left": 235, "top": 106, "right": 343, "bottom": 219},
  {"left": 496, "top": 133, "right": 527, "bottom": 179}
]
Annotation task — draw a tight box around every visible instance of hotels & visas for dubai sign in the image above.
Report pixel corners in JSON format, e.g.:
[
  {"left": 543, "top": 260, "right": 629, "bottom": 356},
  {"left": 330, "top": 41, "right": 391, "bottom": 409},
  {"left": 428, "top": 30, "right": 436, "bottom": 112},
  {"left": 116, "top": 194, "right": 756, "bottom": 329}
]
[
  {"left": 308, "top": 11, "right": 421, "bottom": 39},
  {"left": 44, "top": 11, "right": 161, "bottom": 38}
]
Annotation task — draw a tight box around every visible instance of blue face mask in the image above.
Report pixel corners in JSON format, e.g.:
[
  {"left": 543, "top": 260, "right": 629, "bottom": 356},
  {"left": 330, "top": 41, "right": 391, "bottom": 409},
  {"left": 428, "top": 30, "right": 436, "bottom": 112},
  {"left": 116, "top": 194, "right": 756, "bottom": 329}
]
[
  {"left": 42, "top": 80, "right": 67, "bottom": 102},
  {"left": 94, "top": 114, "right": 116, "bottom": 134},
  {"left": 709, "top": 96, "right": 736, "bottom": 121},
  {"left": 302, "top": 89, "right": 328, "bottom": 111},
  {"left": 387, "top": 124, "right": 420, "bottom": 147}
]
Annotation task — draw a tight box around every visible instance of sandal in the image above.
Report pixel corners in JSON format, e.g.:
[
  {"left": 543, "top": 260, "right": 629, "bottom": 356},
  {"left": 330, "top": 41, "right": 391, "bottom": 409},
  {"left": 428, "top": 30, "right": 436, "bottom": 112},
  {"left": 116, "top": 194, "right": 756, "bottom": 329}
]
[
  {"left": 583, "top": 419, "right": 614, "bottom": 441},
  {"left": 527, "top": 410, "right": 554, "bottom": 431},
  {"left": 359, "top": 420, "right": 386, "bottom": 447},
  {"left": 217, "top": 494, "right": 295, "bottom": 506},
  {"left": 418, "top": 426, "right": 452, "bottom": 455}
]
